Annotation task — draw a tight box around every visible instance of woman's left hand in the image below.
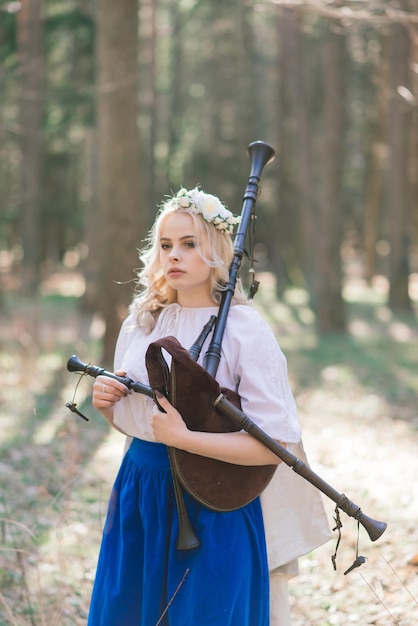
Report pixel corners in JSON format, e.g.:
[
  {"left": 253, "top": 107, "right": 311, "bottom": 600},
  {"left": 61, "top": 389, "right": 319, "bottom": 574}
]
[{"left": 151, "top": 392, "right": 189, "bottom": 447}]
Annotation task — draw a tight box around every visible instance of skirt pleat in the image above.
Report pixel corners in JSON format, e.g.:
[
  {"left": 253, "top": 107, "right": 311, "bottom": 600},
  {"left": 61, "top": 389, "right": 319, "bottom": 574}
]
[{"left": 87, "top": 438, "right": 269, "bottom": 626}]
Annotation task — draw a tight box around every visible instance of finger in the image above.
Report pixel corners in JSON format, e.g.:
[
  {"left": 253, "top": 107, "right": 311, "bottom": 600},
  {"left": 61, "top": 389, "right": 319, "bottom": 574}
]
[
  {"left": 95, "top": 376, "right": 130, "bottom": 397},
  {"left": 96, "top": 380, "right": 110, "bottom": 394},
  {"left": 154, "top": 390, "right": 170, "bottom": 411},
  {"left": 154, "top": 390, "right": 168, "bottom": 402}
]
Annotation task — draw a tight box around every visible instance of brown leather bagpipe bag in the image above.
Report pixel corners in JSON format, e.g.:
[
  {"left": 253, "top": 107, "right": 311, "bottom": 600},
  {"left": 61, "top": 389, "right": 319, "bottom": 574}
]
[{"left": 146, "top": 336, "right": 277, "bottom": 512}]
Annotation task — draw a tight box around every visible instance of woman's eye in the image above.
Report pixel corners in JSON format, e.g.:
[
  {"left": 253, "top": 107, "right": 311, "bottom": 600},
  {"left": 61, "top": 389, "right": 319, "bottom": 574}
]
[
  {"left": 161, "top": 243, "right": 171, "bottom": 250},
  {"left": 184, "top": 241, "right": 196, "bottom": 248}
]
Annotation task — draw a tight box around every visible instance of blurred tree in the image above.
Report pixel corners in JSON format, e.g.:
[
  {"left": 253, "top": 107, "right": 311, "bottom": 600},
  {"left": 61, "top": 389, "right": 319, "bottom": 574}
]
[
  {"left": 386, "top": 14, "right": 412, "bottom": 311},
  {"left": 273, "top": 8, "right": 347, "bottom": 332},
  {"left": 138, "top": 0, "right": 159, "bottom": 207},
  {"left": 315, "top": 20, "right": 347, "bottom": 332},
  {"left": 363, "top": 32, "right": 388, "bottom": 282},
  {"left": 275, "top": 6, "right": 315, "bottom": 295},
  {"left": 156, "top": 0, "right": 258, "bottom": 210},
  {"left": 18, "top": 0, "right": 44, "bottom": 295},
  {"left": 0, "top": 7, "right": 20, "bottom": 257},
  {"left": 1, "top": 1, "right": 95, "bottom": 280},
  {"left": 410, "top": 3, "right": 418, "bottom": 263},
  {"left": 41, "top": 1, "right": 95, "bottom": 263},
  {"left": 271, "top": 1, "right": 418, "bottom": 330},
  {"left": 94, "top": 0, "right": 145, "bottom": 365}
]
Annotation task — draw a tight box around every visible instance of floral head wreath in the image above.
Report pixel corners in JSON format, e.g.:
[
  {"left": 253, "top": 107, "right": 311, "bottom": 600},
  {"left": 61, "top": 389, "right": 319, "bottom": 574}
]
[{"left": 164, "top": 187, "right": 241, "bottom": 234}]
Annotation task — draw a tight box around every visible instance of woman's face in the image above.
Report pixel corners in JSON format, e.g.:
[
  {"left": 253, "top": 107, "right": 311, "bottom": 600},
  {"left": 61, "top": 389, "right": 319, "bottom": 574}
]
[{"left": 159, "top": 212, "right": 215, "bottom": 307}]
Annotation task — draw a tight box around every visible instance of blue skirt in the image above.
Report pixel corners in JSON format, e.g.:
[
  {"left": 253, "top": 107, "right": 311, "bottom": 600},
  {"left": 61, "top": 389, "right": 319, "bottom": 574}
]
[{"left": 87, "top": 438, "right": 269, "bottom": 626}]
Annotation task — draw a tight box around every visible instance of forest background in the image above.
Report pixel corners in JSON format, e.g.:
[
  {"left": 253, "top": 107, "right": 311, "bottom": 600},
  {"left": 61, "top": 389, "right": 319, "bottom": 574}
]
[{"left": 1, "top": 0, "right": 418, "bottom": 624}]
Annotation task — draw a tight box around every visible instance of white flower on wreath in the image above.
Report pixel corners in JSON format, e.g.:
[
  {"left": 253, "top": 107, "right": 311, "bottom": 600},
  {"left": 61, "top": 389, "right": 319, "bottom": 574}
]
[{"left": 168, "top": 186, "right": 241, "bottom": 234}]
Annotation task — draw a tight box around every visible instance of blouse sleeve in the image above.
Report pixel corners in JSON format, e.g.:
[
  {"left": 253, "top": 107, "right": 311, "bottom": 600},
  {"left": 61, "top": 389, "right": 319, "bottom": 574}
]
[
  {"left": 111, "top": 313, "right": 157, "bottom": 441},
  {"left": 113, "top": 314, "right": 136, "bottom": 371},
  {"left": 224, "top": 306, "right": 301, "bottom": 443}
]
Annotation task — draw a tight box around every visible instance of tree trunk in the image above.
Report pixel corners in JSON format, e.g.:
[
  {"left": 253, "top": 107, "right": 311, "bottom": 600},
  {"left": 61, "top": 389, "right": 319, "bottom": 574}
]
[
  {"left": 276, "top": 7, "right": 315, "bottom": 296},
  {"left": 315, "top": 22, "right": 346, "bottom": 333},
  {"left": 386, "top": 19, "right": 412, "bottom": 312},
  {"left": 363, "top": 34, "right": 388, "bottom": 282},
  {"left": 138, "top": 0, "right": 159, "bottom": 210},
  {"left": 95, "top": 0, "right": 145, "bottom": 366},
  {"left": 17, "top": 0, "right": 44, "bottom": 295},
  {"left": 409, "top": 8, "right": 418, "bottom": 268}
]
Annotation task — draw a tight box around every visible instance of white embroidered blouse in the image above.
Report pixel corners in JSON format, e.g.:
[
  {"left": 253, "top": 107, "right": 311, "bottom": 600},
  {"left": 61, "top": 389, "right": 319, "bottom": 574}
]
[{"left": 113, "top": 303, "right": 301, "bottom": 444}]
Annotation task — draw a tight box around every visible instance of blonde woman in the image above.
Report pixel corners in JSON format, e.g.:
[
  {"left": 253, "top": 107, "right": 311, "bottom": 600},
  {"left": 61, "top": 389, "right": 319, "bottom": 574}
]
[{"left": 88, "top": 188, "right": 330, "bottom": 626}]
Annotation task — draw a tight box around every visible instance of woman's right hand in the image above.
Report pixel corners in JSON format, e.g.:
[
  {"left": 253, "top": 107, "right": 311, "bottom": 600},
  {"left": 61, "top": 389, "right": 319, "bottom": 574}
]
[{"left": 92, "top": 371, "right": 131, "bottom": 410}]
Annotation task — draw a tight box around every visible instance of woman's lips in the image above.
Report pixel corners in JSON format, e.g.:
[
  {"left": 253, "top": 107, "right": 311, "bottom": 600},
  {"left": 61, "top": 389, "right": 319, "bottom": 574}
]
[{"left": 168, "top": 268, "right": 185, "bottom": 276}]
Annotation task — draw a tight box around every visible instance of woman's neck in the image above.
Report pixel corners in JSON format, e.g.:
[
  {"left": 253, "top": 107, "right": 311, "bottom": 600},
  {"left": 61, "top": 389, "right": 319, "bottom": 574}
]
[{"left": 175, "top": 291, "right": 217, "bottom": 308}]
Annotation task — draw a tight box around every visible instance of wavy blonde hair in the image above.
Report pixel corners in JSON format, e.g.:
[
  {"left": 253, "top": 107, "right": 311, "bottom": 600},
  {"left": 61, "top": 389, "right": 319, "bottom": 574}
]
[{"left": 130, "top": 200, "right": 248, "bottom": 332}]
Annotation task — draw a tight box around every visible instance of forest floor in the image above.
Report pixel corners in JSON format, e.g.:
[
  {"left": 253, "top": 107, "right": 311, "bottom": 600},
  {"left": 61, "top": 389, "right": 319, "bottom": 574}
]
[{"left": 0, "top": 270, "right": 418, "bottom": 625}]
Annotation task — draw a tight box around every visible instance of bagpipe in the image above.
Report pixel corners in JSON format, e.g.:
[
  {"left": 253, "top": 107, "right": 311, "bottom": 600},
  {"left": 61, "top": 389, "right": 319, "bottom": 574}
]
[{"left": 67, "top": 142, "right": 387, "bottom": 560}]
